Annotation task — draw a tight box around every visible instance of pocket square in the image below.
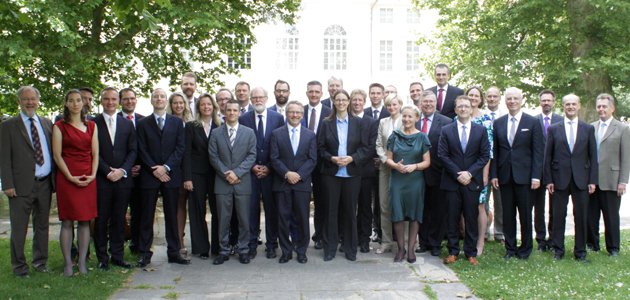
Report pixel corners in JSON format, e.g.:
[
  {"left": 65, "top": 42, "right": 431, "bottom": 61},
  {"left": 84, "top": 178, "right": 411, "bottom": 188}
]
[{"left": 520, "top": 128, "right": 530, "bottom": 132}]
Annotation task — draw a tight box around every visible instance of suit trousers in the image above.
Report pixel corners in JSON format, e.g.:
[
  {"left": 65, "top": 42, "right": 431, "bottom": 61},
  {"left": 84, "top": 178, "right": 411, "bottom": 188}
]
[
  {"left": 249, "top": 176, "right": 278, "bottom": 250},
  {"left": 94, "top": 186, "right": 131, "bottom": 263},
  {"left": 217, "top": 192, "right": 250, "bottom": 255},
  {"left": 9, "top": 178, "right": 51, "bottom": 275},
  {"left": 500, "top": 180, "right": 533, "bottom": 258},
  {"left": 322, "top": 175, "right": 361, "bottom": 257},
  {"left": 357, "top": 175, "right": 375, "bottom": 246},
  {"left": 424, "top": 185, "right": 448, "bottom": 250},
  {"left": 551, "top": 177, "right": 589, "bottom": 258},
  {"left": 378, "top": 167, "right": 393, "bottom": 250},
  {"left": 276, "top": 190, "right": 310, "bottom": 255},
  {"left": 446, "top": 187, "right": 480, "bottom": 258},
  {"left": 532, "top": 188, "right": 554, "bottom": 245},
  {"left": 188, "top": 173, "right": 215, "bottom": 256},
  {"left": 491, "top": 186, "right": 504, "bottom": 239},
  {"left": 128, "top": 182, "right": 143, "bottom": 249},
  {"left": 311, "top": 170, "right": 324, "bottom": 242},
  {"left": 587, "top": 187, "right": 621, "bottom": 253},
  {"left": 139, "top": 186, "right": 180, "bottom": 259}
]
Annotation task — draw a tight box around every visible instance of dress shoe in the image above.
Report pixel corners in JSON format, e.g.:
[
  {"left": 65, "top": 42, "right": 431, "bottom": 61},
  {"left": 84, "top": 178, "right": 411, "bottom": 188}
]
[
  {"left": 443, "top": 255, "right": 458, "bottom": 264},
  {"left": 609, "top": 251, "right": 620, "bottom": 257},
  {"left": 467, "top": 257, "right": 479, "bottom": 266},
  {"left": 587, "top": 245, "right": 600, "bottom": 252},
  {"left": 168, "top": 256, "right": 191, "bottom": 265},
  {"left": 265, "top": 248, "right": 277, "bottom": 259},
  {"left": 415, "top": 245, "right": 428, "bottom": 253},
  {"left": 248, "top": 248, "right": 257, "bottom": 259},
  {"left": 537, "top": 244, "right": 548, "bottom": 252},
  {"left": 297, "top": 254, "right": 308, "bottom": 264},
  {"left": 504, "top": 253, "right": 515, "bottom": 261},
  {"left": 313, "top": 240, "right": 323, "bottom": 249},
  {"left": 213, "top": 255, "right": 229, "bottom": 265},
  {"left": 33, "top": 264, "right": 49, "bottom": 273},
  {"left": 430, "top": 248, "right": 440, "bottom": 257},
  {"left": 575, "top": 256, "right": 589, "bottom": 264},
  {"left": 359, "top": 244, "right": 370, "bottom": 253},
  {"left": 98, "top": 262, "right": 110, "bottom": 270},
  {"left": 15, "top": 272, "right": 30, "bottom": 278},
  {"left": 323, "top": 254, "right": 334, "bottom": 261},
  {"left": 137, "top": 257, "right": 151, "bottom": 268},
  {"left": 376, "top": 245, "right": 391, "bottom": 254},
  {"left": 199, "top": 253, "right": 210, "bottom": 260},
  {"left": 394, "top": 250, "right": 406, "bottom": 263},
  {"left": 279, "top": 254, "right": 292, "bottom": 263},
  {"left": 238, "top": 253, "right": 250, "bottom": 264},
  {"left": 552, "top": 253, "right": 563, "bottom": 261},
  {"left": 407, "top": 252, "right": 416, "bottom": 263},
  {"left": 345, "top": 253, "right": 356, "bottom": 261},
  {"left": 111, "top": 259, "right": 133, "bottom": 268}
]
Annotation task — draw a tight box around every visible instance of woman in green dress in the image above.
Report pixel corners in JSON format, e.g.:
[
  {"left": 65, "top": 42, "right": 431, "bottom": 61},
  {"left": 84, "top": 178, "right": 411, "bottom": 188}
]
[{"left": 385, "top": 106, "right": 431, "bottom": 263}]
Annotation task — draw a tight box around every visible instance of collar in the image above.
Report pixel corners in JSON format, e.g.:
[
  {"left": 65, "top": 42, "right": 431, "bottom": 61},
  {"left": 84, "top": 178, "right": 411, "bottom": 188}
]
[
  {"left": 256, "top": 109, "right": 268, "bottom": 119},
  {"left": 227, "top": 123, "right": 239, "bottom": 132},
  {"left": 308, "top": 103, "right": 322, "bottom": 110},
  {"left": 336, "top": 114, "right": 349, "bottom": 123},
  {"left": 508, "top": 111, "right": 523, "bottom": 121},
  {"left": 457, "top": 119, "right": 471, "bottom": 128},
  {"left": 355, "top": 112, "right": 364, "bottom": 118},
  {"left": 421, "top": 113, "right": 434, "bottom": 121},
  {"left": 600, "top": 117, "right": 613, "bottom": 127},
  {"left": 565, "top": 117, "right": 579, "bottom": 124},
  {"left": 371, "top": 104, "right": 384, "bottom": 111},
  {"left": 20, "top": 111, "right": 38, "bottom": 122}
]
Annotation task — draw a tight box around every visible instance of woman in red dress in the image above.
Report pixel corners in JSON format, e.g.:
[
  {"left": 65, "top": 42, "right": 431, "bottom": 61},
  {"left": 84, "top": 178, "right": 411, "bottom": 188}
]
[{"left": 52, "top": 89, "right": 99, "bottom": 276}]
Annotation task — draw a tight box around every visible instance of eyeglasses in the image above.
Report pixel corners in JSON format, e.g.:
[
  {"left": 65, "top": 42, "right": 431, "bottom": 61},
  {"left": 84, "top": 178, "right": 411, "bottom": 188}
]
[
  {"left": 456, "top": 105, "right": 471, "bottom": 109},
  {"left": 287, "top": 111, "right": 303, "bottom": 115},
  {"left": 251, "top": 96, "right": 266, "bottom": 100}
]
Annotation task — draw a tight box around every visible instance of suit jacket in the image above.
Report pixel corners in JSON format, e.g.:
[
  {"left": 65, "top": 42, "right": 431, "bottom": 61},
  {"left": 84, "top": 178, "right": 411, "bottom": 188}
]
[
  {"left": 118, "top": 112, "right": 144, "bottom": 128},
  {"left": 364, "top": 107, "right": 391, "bottom": 120},
  {"left": 592, "top": 118, "right": 630, "bottom": 191},
  {"left": 317, "top": 115, "right": 370, "bottom": 176},
  {"left": 438, "top": 121, "right": 490, "bottom": 191},
  {"left": 238, "top": 109, "right": 285, "bottom": 167},
  {"left": 537, "top": 113, "right": 563, "bottom": 145},
  {"left": 321, "top": 98, "right": 332, "bottom": 108},
  {"left": 358, "top": 115, "right": 378, "bottom": 177},
  {"left": 269, "top": 105, "right": 287, "bottom": 122},
  {"left": 183, "top": 121, "right": 217, "bottom": 181},
  {"left": 415, "top": 113, "right": 453, "bottom": 187},
  {"left": 301, "top": 104, "right": 332, "bottom": 134},
  {"left": 94, "top": 114, "right": 137, "bottom": 188},
  {"left": 208, "top": 123, "right": 257, "bottom": 195},
  {"left": 0, "top": 114, "right": 54, "bottom": 195},
  {"left": 427, "top": 85, "right": 464, "bottom": 119},
  {"left": 270, "top": 125, "right": 317, "bottom": 192},
  {"left": 376, "top": 116, "right": 402, "bottom": 165},
  {"left": 490, "top": 113, "right": 543, "bottom": 185},
  {"left": 136, "top": 114, "right": 185, "bottom": 189},
  {"left": 543, "top": 120, "right": 598, "bottom": 190}
]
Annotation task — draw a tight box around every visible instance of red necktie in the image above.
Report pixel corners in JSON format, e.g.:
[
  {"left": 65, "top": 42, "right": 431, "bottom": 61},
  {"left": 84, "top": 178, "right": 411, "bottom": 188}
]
[
  {"left": 437, "top": 88, "right": 444, "bottom": 111},
  {"left": 29, "top": 117, "right": 44, "bottom": 166},
  {"left": 127, "top": 115, "right": 133, "bottom": 120},
  {"left": 421, "top": 117, "right": 428, "bottom": 133}
]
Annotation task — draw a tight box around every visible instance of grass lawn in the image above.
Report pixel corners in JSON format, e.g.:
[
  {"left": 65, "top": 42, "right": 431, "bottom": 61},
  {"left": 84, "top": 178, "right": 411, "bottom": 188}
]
[
  {"left": 447, "top": 230, "right": 630, "bottom": 299},
  {"left": 0, "top": 239, "right": 136, "bottom": 299}
]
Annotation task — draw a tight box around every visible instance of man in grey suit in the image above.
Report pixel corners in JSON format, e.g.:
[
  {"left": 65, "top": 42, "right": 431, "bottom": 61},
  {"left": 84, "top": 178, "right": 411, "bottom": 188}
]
[
  {"left": 587, "top": 93, "right": 630, "bottom": 256},
  {"left": 1, "top": 86, "right": 53, "bottom": 277},
  {"left": 209, "top": 100, "right": 257, "bottom": 265}
]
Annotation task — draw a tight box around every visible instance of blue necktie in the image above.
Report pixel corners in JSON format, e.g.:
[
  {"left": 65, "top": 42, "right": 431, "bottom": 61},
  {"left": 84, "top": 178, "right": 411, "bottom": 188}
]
[
  {"left": 291, "top": 127, "right": 298, "bottom": 155},
  {"left": 257, "top": 115, "right": 264, "bottom": 145},
  {"left": 461, "top": 125, "right": 468, "bottom": 152}
]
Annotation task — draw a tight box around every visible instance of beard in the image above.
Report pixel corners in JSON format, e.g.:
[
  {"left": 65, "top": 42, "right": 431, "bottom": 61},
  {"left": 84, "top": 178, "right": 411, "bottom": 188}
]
[
  {"left": 254, "top": 103, "right": 266, "bottom": 113},
  {"left": 275, "top": 96, "right": 288, "bottom": 105}
]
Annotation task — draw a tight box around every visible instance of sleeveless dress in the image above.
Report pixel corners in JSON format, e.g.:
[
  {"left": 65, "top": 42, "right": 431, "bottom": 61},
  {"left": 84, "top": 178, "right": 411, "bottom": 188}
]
[
  {"left": 387, "top": 130, "right": 431, "bottom": 222},
  {"left": 55, "top": 120, "right": 97, "bottom": 221}
]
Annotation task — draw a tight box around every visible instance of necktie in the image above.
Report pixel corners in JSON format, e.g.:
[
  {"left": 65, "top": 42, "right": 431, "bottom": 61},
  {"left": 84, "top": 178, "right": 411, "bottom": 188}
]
[
  {"left": 437, "top": 89, "right": 444, "bottom": 111},
  {"left": 257, "top": 114, "right": 264, "bottom": 144},
  {"left": 241, "top": 107, "right": 246, "bottom": 114},
  {"left": 373, "top": 109, "right": 379, "bottom": 119},
  {"left": 126, "top": 115, "right": 133, "bottom": 120},
  {"left": 229, "top": 127, "right": 236, "bottom": 147},
  {"left": 568, "top": 121, "right": 575, "bottom": 152},
  {"left": 421, "top": 117, "right": 428, "bottom": 133},
  {"left": 308, "top": 108, "right": 316, "bottom": 131},
  {"left": 461, "top": 125, "right": 468, "bottom": 152},
  {"left": 291, "top": 127, "right": 298, "bottom": 155},
  {"left": 29, "top": 117, "right": 44, "bottom": 166},
  {"left": 508, "top": 117, "right": 517, "bottom": 146},
  {"left": 491, "top": 112, "right": 496, "bottom": 123},
  {"left": 544, "top": 116, "right": 550, "bottom": 137},
  {"left": 108, "top": 117, "right": 115, "bottom": 145},
  {"left": 597, "top": 122, "right": 607, "bottom": 160},
  {"left": 157, "top": 116, "right": 164, "bottom": 130}
]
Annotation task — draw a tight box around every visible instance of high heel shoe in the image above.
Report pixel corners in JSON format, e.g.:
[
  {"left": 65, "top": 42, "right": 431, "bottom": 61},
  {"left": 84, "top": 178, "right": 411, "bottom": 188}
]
[
  {"left": 407, "top": 251, "right": 417, "bottom": 263},
  {"left": 394, "top": 249, "right": 406, "bottom": 262}
]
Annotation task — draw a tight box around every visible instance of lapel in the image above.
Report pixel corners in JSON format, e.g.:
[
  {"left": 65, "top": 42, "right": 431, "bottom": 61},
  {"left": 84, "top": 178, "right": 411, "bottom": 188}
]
[
  {"left": 282, "top": 126, "right": 296, "bottom": 157},
  {"left": 600, "top": 120, "right": 616, "bottom": 143},
  {"left": 558, "top": 122, "right": 572, "bottom": 153},
  {"left": 148, "top": 114, "right": 162, "bottom": 137},
  {"left": 452, "top": 123, "right": 465, "bottom": 156},
  {"left": 16, "top": 116, "right": 34, "bottom": 151},
  {"left": 330, "top": 118, "right": 340, "bottom": 144},
  {"left": 221, "top": 125, "right": 233, "bottom": 151},
  {"left": 196, "top": 123, "right": 209, "bottom": 142}
]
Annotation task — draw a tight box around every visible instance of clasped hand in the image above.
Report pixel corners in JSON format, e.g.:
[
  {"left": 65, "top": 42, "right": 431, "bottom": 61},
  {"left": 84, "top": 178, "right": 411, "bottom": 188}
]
[
  {"left": 151, "top": 165, "right": 170, "bottom": 182},
  {"left": 394, "top": 159, "right": 416, "bottom": 174}
]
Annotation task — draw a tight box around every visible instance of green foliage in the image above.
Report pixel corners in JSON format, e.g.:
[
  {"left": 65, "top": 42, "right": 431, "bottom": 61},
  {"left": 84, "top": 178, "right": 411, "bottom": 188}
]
[
  {"left": 0, "top": 0, "right": 300, "bottom": 114},
  {"left": 414, "top": 0, "right": 630, "bottom": 120}
]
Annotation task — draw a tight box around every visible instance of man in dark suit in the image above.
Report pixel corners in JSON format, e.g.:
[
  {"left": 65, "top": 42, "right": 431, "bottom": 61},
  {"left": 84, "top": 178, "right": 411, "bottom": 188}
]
[
  {"left": 364, "top": 83, "right": 390, "bottom": 120},
  {"left": 301, "top": 80, "right": 332, "bottom": 249},
  {"left": 270, "top": 79, "right": 290, "bottom": 121},
  {"left": 270, "top": 101, "right": 318, "bottom": 263},
  {"left": 136, "top": 88, "right": 189, "bottom": 267},
  {"left": 239, "top": 87, "right": 285, "bottom": 259},
  {"left": 438, "top": 95, "right": 490, "bottom": 266},
  {"left": 1, "top": 86, "right": 53, "bottom": 277},
  {"left": 321, "top": 76, "right": 342, "bottom": 108},
  {"left": 350, "top": 90, "right": 378, "bottom": 253},
  {"left": 118, "top": 87, "right": 144, "bottom": 254},
  {"left": 426, "top": 64, "right": 464, "bottom": 119},
  {"left": 543, "top": 94, "right": 597, "bottom": 262},
  {"left": 209, "top": 100, "right": 257, "bottom": 265},
  {"left": 587, "top": 93, "right": 630, "bottom": 256},
  {"left": 533, "top": 89, "right": 563, "bottom": 251},
  {"left": 235, "top": 81, "right": 254, "bottom": 114},
  {"left": 490, "top": 87, "right": 543, "bottom": 260},
  {"left": 93, "top": 87, "right": 137, "bottom": 269},
  {"left": 415, "top": 90, "right": 452, "bottom": 256}
]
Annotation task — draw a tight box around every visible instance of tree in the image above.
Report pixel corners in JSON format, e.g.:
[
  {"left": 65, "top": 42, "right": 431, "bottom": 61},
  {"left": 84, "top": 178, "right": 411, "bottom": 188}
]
[
  {"left": 413, "top": 0, "right": 630, "bottom": 120},
  {"left": 0, "top": 0, "right": 300, "bottom": 114}
]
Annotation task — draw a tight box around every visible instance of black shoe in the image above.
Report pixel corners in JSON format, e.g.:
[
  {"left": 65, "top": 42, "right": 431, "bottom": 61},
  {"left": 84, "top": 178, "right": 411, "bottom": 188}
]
[
  {"left": 587, "top": 245, "right": 600, "bottom": 252},
  {"left": 199, "top": 253, "right": 210, "bottom": 260},
  {"left": 136, "top": 257, "right": 151, "bottom": 268},
  {"left": 279, "top": 253, "right": 292, "bottom": 263},
  {"left": 239, "top": 253, "right": 250, "bottom": 264},
  {"left": 610, "top": 251, "right": 620, "bottom": 257},
  {"left": 345, "top": 253, "right": 357, "bottom": 261},
  {"left": 430, "top": 248, "right": 441, "bottom": 257},
  {"left": 265, "top": 248, "right": 277, "bottom": 259},
  {"left": 552, "top": 253, "right": 563, "bottom": 261},
  {"left": 111, "top": 259, "right": 132, "bottom": 269},
  {"left": 248, "top": 248, "right": 257, "bottom": 259},
  {"left": 15, "top": 272, "right": 29, "bottom": 278},
  {"left": 33, "top": 264, "right": 49, "bottom": 273},
  {"left": 359, "top": 244, "right": 370, "bottom": 253},
  {"left": 415, "top": 245, "right": 428, "bottom": 253},
  {"left": 537, "top": 244, "right": 549, "bottom": 252},
  {"left": 229, "top": 245, "right": 237, "bottom": 256},
  {"left": 323, "top": 254, "right": 334, "bottom": 261},
  {"left": 575, "top": 256, "right": 589, "bottom": 264},
  {"left": 98, "top": 262, "right": 109, "bottom": 270},
  {"left": 297, "top": 254, "right": 308, "bottom": 264},
  {"left": 314, "top": 240, "right": 323, "bottom": 250},
  {"left": 504, "top": 253, "right": 515, "bottom": 261},
  {"left": 168, "top": 256, "right": 191, "bottom": 265},
  {"left": 213, "top": 255, "right": 229, "bottom": 265}
]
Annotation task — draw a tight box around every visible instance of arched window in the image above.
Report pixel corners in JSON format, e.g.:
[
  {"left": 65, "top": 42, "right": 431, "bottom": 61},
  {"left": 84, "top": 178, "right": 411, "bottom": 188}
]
[
  {"left": 276, "top": 26, "right": 299, "bottom": 69},
  {"left": 323, "top": 25, "right": 347, "bottom": 70}
]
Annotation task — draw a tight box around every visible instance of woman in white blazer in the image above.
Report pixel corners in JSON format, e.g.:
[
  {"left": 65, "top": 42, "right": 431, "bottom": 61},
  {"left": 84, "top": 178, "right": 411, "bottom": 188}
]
[{"left": 375, "top": 94, "right": 403, "bottom": 254}]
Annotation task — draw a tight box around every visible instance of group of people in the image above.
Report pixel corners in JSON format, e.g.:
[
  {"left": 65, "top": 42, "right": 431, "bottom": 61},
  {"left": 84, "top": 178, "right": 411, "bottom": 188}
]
[{"left": 1, "top": 64, "right": 628, "bottom": 278}]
